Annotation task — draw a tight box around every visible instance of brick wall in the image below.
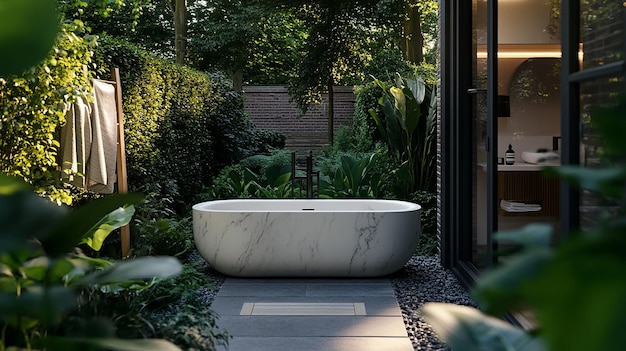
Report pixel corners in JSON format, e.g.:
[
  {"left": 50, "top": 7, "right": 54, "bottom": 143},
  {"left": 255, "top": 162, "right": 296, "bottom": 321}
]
[{"left": 242, "top": 85, "right": 356, "bottom": 152}]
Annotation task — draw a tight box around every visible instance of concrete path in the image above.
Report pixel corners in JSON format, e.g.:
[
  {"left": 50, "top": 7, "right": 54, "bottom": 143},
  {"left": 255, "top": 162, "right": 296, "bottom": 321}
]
[{"left": 212, "top": 278, "right": 413, "bottom": 351}]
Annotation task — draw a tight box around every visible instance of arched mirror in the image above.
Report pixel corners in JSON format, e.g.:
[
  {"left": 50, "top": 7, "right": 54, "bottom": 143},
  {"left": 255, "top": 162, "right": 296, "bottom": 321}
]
[{"left": 506, "top": 58, "right": 561, "bottom": 137}]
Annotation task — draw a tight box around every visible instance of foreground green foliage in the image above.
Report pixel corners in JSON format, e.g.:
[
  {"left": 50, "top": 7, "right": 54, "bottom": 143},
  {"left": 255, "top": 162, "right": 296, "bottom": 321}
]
[
  {"left": 422, "top": 97, "right": 626, "bottom": 351},
  {"left": 0, "top": 0, "right": 59, "bottom": 77},
  {"left": 0, "top": 175, "right": 183, "bottom": 351}
]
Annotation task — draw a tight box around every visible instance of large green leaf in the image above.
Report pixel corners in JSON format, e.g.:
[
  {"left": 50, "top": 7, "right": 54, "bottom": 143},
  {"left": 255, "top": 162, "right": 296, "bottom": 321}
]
[
  {"left": 80, "top": 205, "right": 136, "bottom": 252},
  {"left": 526, "top": 232, "right": 626, "bottom": 351},
  {"left": 0, "top": 0, "right": 59, "bottom": 77},
  {"left": 0, "top": 174, "right": 32, "bottom": 195},
  {"left": 406, "top": 76, "right": 426, "bottom": 104},
  {"left": 421, "top": 303, "right": 547, "bottom": 351},
  {"left": 41, "top": 193, "right": 144, "bottom": 256},
  {"left": 494, "top": 223, "right": 553, "bottom": 249},
  {"left": 545, "top": 166, "right": 625, "bottom": 198},
  {"left": 0, "top": 191, "right": 66, "bottom": 255},
  {"left": 73, "top": 256, "right": 182, "bottom": 286},
  {"left": 0, "top": 286, "right": 76, "bottom": 327},
  {"left": 403, "top": 86, "right": 421, "bottom": 135},
  {"left": 41, "top": 337, "right": 183, "bottom": 351},
  {"left": 472, "top": 249, "right": 552, "bottom": 316},
  {"left": 390, "top": 87, "right": 406, "bottom": 118},
  {"left": 472, "top": 224, "right": 553, "bottom": 315},
  {"left": 22, "top": 256, "right": 76, "bottom": 283},
  {"left": 368, "top": 108, "right": 388, "bottom": 141}
]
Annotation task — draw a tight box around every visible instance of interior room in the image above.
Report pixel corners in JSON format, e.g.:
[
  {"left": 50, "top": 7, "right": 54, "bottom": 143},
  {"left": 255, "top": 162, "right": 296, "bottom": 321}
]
[{"left": 474, "top": 0, "right": 562, "bottom": 264}]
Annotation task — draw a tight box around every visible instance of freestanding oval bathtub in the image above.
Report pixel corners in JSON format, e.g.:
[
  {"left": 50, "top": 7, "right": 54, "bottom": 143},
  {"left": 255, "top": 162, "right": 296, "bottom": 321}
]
[{"left": 192, "top": 199, "right": 421, "bottom": 277}]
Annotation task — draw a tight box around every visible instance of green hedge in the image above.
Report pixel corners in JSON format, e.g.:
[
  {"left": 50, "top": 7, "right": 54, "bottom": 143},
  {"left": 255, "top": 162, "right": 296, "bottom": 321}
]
[
  {"left": 0, "top": 23, "right": 96, "bottom": 204},
  {"left": 93, "top": 37, "right": 260, "bottom": 210}
]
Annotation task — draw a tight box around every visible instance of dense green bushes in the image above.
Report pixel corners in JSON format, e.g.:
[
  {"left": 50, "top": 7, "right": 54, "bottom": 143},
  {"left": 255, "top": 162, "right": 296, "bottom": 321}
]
[
  {"left": 0, "top": 22, "right": 97, "bottom": 204},
  {"left": 92, "top": 37, "right": 283, "bottom": 212}
]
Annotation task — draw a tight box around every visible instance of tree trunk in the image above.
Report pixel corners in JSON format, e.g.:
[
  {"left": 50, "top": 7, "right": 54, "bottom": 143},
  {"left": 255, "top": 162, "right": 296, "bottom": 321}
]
[
  {"left": 231, "top": 68, "right": 244, "bottom": 92},
  {"left": 401, "top": 2, "right": 424, "bottom": 64},
  {"left": 174, "top": 0, "right": 187, "bottom": 65},
  {"left": 327, "top": 76, "right": 334, "bottom": 145}
]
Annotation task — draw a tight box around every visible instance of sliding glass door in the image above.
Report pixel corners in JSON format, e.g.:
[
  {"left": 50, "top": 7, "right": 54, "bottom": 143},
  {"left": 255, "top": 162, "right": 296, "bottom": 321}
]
[{"left": 469, "top": 0, "right": 493, "bottom": 269}]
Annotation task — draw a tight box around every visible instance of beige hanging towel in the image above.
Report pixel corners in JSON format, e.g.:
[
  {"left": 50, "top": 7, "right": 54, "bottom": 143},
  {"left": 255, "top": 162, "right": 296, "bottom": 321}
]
[
  {"left": 59, "top": 97, "right": 92, "bottom": 188},
  {"left": 87, "top": 79, "right": 118, "bottom": 194}
]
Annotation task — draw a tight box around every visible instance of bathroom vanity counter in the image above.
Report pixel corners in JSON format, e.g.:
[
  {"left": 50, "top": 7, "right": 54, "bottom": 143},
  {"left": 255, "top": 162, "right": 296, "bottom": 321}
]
[
  {"left": 478, "top": 162, "right": 559, "bottom": 172},
  {"left": 497, "top": 163, "right": 559, "bottom": 171}
]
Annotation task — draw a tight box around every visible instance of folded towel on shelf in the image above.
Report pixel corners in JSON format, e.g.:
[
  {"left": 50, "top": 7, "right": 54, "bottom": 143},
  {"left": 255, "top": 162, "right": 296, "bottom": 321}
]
[{"left": 500, "top": 200, "right": 541, "bottom": 212}]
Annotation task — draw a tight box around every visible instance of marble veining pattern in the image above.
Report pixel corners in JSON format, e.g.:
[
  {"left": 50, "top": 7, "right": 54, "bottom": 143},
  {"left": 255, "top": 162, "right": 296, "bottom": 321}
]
[{"left": 193, "top": 199, "right": 421, "bottom": 277}]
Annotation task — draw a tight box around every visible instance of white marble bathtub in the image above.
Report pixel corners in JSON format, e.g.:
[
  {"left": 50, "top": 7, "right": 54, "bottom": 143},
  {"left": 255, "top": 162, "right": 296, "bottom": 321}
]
[{"left": 192, "top": 199, "right": 421, "bottom": 277}]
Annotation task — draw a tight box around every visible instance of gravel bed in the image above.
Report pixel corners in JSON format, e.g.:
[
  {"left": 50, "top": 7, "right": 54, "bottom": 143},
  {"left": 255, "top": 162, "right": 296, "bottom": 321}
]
[
  {"left": 196, "top": 254, "right": 475, "bottom": 351},
  {"left": 390, "top": 255, "right": 477, "bottom": 351}
]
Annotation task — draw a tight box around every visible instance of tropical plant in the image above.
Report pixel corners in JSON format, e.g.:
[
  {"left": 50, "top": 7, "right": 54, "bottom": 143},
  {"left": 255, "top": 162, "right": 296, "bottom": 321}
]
[
  {"left": 0, "top": 174, "right": 183, "bottom": 350},
  {"left": 369, "top": 73, "right": 437, "bottom": 194},
  {"left": 421, "top": 96, "right": 626, "bottom": 351},
  {"left": 319, "top": 153, "right": 382, "bottom": 198}
]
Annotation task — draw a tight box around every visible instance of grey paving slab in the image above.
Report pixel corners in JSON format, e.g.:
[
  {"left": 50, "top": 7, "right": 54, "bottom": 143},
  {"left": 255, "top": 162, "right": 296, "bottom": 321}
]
[
  {"left": 211, "top": 278, "right": 411, "bottom": 351},
  {"left": 211, "top": 296, "right": 402, "bottom": 317},
  {"left": 217, "top": 316, "right": 408, "bottom": 337},
  {"left": 216, "top": 337, "right": 413, "bottom": 351},
  {"left": 306, "top": 283, "right": 395, "bottom": 297},
  {"left": 217, "top": 282, "right": 307, "bottom": 297}
]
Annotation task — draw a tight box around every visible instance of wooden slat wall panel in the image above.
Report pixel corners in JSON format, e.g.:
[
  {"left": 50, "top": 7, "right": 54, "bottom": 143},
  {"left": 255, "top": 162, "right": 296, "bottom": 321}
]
[{"left": 498, "top": 172, "right": 560, "bottom": 217}]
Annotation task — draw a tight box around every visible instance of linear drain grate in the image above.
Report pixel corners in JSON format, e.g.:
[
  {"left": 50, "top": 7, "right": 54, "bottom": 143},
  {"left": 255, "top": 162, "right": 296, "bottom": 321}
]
[{"left": 240, "top": 302, "right": 367, "bottom": 316}]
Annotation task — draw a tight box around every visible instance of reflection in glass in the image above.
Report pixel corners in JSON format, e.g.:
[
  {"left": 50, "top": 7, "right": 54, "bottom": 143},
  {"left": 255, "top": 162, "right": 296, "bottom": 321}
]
[
  {"left": 471, "top": 0, "right": 489, "bottom": 269},
  {"left": 579, "top": 75, "right": 625, "bottom": 231},
  {"left": 580, "top": 0, "right": 624, "bottom": 69}
]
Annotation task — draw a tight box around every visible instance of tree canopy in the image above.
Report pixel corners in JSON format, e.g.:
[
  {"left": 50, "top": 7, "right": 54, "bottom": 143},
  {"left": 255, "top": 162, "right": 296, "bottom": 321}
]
[{"left": 58, "top": 0, "right": 439, "bottom": 143}]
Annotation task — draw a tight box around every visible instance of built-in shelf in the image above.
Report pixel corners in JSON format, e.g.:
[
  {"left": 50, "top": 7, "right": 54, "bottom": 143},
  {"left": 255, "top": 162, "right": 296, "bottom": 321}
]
[{"left": 498, "top": 171, "right": 560, "bottom": 217}]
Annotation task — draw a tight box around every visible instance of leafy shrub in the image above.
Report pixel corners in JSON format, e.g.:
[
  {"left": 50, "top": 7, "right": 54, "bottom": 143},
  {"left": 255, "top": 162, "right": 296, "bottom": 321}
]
[
  {"left": 408, "top": 190, "right": 438, "bottom": 255},
  {"left": 319, "top": 153, "right": 382, "bottom": 198},
  {"left": 93, "top": 37, "right": 257, "bottom": 212},
  {"left": 0, "top": 175, "right": 183, "bottom": 351},
  {"left": 206, "top": 164, "right": 248, "bottom": 199},
  {"left": 86, "top": 254, "right": 229, "bottom": 350},
  {"left": 153, "top": 304, "right": 229, "bottom": 351},
  {"left": 239, "top": 149, "right": 292, "bottom": 179},
  {"left": 352, "top": 82, "right": 385, "bottom": 151},
  {"left": 132, "top": 217, "right": 195, "bottom": 259},
  {"left": 249, "top": 129, "right": 287, "bottom": 155},
  {"left": 0, "top": 21, "right": 97, "bottom": 205}
]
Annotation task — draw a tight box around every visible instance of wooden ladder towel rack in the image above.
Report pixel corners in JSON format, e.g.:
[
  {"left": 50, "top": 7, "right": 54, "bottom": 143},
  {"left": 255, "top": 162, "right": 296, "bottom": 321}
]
[{"left": 107, "top": 68, "right": 130, "bottom": 257}]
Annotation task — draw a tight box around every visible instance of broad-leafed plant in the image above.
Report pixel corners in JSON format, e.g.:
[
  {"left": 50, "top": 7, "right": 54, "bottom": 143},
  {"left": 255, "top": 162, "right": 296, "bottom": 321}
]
[{"left": 369, "top": 73, "right": 437, "bottom": 195}]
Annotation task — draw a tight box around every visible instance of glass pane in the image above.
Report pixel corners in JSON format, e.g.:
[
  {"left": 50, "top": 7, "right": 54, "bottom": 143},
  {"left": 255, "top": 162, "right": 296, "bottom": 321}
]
[
  {"left": 579, "top": 75, "right": 625, "bottom": 230},
  {"left": 472, "top": 0, "right": 489, "bottom": 268},
  {"left": 499, "top": 58, "right": 561, "bottom": 242},
  {"left": 580, "top": 1, "right": 625, "bottom": 69}
]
